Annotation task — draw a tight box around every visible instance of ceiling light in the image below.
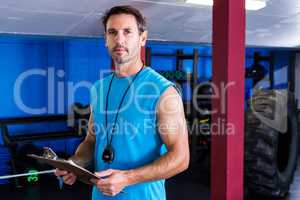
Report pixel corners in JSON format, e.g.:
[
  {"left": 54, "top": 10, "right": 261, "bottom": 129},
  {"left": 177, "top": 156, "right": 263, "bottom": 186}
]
[{"left": 185, "top": 0, "right": 267, "bottom": 10}]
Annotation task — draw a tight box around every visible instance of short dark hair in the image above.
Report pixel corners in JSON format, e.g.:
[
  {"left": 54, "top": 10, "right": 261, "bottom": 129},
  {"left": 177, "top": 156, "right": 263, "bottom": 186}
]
[{"left": 102, "top": 5, "right": 147, "bottom": 34}]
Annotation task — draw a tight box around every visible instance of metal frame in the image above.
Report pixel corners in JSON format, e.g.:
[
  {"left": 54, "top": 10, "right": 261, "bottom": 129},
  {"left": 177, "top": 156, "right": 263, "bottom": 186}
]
[
  {"left": 0, "top": 114, "right": 89, "bottom": 187},
  {"left": 146, "top": 47, "right": 200, "bottom": 161}
]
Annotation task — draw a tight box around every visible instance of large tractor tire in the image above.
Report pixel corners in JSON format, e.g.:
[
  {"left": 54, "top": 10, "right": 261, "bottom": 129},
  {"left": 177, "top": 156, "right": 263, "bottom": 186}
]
[{"left": 245, "top": 90, "right": 299, "bottom": 198}]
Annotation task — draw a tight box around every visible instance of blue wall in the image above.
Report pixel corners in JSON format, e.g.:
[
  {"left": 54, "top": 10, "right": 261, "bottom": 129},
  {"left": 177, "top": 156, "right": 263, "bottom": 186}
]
[
  {"left": 0, "top": 37, "right": 112, "bottom": 118},
  {"left": 273, "top": 51, "right": 290, "bottom": 89},
  {"left": 0, "top": 38, "right": 51, "bottom": 117},
  {"left": 65, "top": 39, "right": 111, "bottom": 107}
]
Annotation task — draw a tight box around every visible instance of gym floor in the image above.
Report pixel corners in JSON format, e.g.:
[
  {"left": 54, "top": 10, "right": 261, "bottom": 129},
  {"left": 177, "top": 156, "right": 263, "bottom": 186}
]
[{"left": 0, "top": 159, "right": 299, "bottom": 200}]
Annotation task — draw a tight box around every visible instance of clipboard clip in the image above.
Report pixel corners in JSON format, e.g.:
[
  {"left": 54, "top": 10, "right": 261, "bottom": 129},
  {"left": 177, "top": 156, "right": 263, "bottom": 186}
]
[{"left": 42, "top": 147, "right": 58, "bottom": 160}]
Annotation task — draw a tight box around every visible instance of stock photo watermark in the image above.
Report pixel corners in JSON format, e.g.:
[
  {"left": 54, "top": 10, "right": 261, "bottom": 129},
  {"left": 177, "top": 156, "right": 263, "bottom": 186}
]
[{"left": 12, "top": 66, "right": 289, "bottom": 137}]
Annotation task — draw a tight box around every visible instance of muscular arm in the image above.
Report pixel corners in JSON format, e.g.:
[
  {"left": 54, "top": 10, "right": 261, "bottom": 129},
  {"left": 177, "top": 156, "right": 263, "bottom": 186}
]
[
  {"left": 69, "top": 111, "right": 96, "bottom": 167},
  {"left": 125, "top": 86, "right": 190, "bottom": 185},
  {"left": 55, "top": 109, "right": 96, "bottom": 185}
]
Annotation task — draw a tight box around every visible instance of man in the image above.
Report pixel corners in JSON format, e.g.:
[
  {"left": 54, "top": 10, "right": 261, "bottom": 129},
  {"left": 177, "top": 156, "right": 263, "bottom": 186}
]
[{"left": 55, "top": 5, "right": 189, "bottom": 200}]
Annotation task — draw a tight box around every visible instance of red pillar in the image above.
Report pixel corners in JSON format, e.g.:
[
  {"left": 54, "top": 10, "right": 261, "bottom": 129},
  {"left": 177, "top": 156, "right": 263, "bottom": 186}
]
[{"left": 211, "top": 0, "right": 245, "bottom": 199}]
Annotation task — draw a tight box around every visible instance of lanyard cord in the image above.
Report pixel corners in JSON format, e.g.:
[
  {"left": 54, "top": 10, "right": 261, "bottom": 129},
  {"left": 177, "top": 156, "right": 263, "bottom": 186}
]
[{"left": 105, "top": 66, "right": 144, "bottom": 147}]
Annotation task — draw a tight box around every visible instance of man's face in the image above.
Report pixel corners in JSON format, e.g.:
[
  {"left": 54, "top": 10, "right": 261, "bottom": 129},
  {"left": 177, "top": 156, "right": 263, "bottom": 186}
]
[{"left": 105, "top": 14, "right": 147, "bottom": 65}]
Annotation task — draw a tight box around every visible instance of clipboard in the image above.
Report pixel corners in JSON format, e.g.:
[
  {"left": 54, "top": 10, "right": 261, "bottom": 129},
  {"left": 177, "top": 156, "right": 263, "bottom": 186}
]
[{"left": 27, "top": 150, "right": 99, "bottom": 185}]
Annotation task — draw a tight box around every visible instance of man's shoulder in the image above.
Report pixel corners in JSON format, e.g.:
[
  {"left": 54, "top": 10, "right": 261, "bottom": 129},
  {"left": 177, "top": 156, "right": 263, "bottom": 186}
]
[
  {"left": 144, "top": 67, "right": 170, "bottom": 84},
  {"left": 145, "top": 67, "right": 182, "bottom": 96}
]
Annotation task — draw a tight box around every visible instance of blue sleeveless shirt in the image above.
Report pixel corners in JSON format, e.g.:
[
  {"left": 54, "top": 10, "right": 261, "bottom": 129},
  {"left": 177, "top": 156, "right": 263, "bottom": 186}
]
[{"left": 90, "top": 67, "right": 175, "bottom": 200}]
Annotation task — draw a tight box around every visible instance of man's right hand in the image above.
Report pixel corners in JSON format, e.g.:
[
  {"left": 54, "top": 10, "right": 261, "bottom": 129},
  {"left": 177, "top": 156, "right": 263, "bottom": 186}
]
[{"left": 54, "top": 168, "right": 77, "bottom": 185}]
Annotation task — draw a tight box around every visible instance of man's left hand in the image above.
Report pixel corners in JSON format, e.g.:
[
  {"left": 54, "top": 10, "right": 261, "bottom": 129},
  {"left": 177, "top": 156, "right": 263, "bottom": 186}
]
[{"left": 91, "top": 169, "right": 130, "bottom": 196}]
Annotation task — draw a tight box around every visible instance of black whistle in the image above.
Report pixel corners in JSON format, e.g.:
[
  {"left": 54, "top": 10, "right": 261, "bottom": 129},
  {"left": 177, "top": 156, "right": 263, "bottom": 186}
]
[{"left": 102, "top": 145, "right": 114, "bottom": 163}]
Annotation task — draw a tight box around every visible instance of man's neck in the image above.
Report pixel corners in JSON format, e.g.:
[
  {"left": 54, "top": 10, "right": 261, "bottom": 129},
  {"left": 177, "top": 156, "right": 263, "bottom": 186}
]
[{"left": 114, "top": 59, "right": 144, "bottom": 77}]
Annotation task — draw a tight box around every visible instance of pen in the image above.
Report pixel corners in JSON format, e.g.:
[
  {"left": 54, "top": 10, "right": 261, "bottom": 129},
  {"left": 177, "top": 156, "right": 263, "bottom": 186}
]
[{"left": 58, "top": 176, "right": 64, "bottom": 190}]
